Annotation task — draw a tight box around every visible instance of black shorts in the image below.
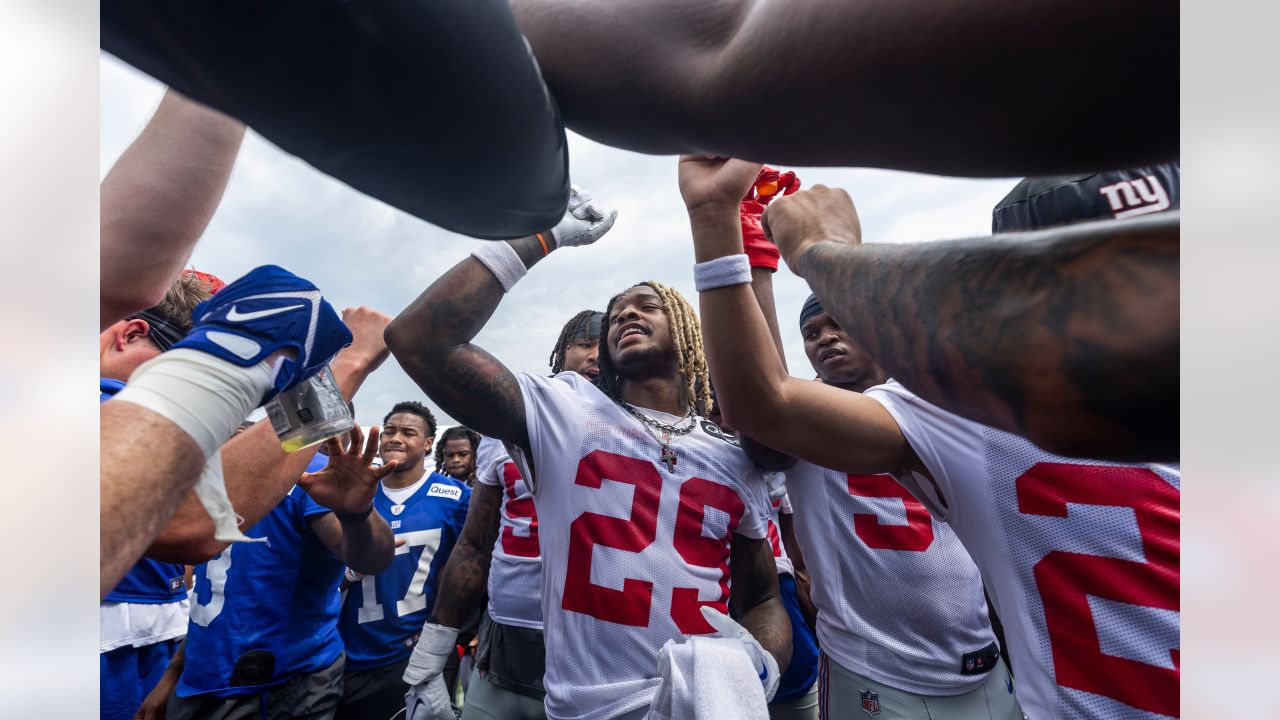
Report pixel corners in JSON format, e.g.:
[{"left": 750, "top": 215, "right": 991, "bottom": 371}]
[{"left": 102, "top": 0, "right": 569, "bottom": 239}]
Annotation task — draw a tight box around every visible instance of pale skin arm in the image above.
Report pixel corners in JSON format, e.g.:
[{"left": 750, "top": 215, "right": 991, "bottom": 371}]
[
  {"left": 145, "top": 307, "right": 393, "bottom": 564},
  {"left": 101, "top": 89, "right": 245, "bottom": 329},
  {"left": 680, "top": 156, "right": 922, "bottom": 476},
  {"left": 770, "top": 189, "right": 1179, "bottom": 461},
  {"left": 730, "top": 535, "right": 791, "bottom": 674},
  {"left": 511, "top": 0, "right": 1175, "bottom": 176}
]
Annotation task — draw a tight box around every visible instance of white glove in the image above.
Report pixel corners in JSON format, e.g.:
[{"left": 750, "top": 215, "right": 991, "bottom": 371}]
[
  {"left": 762, "top": 471, "right": 788, "bottom": 501},
  {"left": 550, "top": 184, "right": 618, "bottom": 247},
  {"left": 700, "top": 606, "right": 781, "bottom": 702},
  {"left": 402, "top": 622, "right": 460, "bottom": 720}
]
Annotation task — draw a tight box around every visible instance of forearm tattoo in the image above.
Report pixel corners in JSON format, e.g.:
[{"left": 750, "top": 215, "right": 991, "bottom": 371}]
[
  {"left": 431, "top": 487, "right": 503, "bottom": 628},
  {"left": 798, "top": 212, "right": 1179, "bottom": 460}
]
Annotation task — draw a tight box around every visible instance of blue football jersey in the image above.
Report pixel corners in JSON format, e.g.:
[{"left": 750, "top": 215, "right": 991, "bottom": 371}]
[
  {"left": 177, "top": 454, "right": 345, "bottom": 698},
  {"left": 339, "top": 472, "right": 470, "bottom": 670},
  {"left": 101, "top": 378, "right": 187, "bottom": 605}
]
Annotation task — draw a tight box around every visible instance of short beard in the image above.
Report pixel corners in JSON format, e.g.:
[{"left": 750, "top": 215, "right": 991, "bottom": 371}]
[{"left": 612, "top": 343, "right": 677, "bottom": 383}]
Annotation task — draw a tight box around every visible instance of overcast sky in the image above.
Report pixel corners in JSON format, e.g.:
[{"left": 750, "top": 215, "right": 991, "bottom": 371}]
[{"left": 100, "top": 53, "right": 1020, "bottom": 431}]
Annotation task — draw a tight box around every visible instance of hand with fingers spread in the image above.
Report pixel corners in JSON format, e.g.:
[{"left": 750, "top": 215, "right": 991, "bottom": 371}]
[
  {"left": 298, "top": 424, "right": 398, "bottom": 516},
  {"left": 761, "top": 186, "right": 862, "bottom": 277}
]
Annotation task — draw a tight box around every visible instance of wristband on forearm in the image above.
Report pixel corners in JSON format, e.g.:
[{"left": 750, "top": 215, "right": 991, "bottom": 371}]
[
  {"left": 335, "top": 503, "right": 374, "bottom": 524},
  {"left": 694, "top": 254, "right": 753, "bottom": 291},
  {"left": 471, "top": 241, "right": 528, "bottom": 292}
]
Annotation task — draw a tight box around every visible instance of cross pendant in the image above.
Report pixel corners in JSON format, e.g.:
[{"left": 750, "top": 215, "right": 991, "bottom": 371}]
[{"left": 659, "top": 446, "right": 678, "bottom": 472}]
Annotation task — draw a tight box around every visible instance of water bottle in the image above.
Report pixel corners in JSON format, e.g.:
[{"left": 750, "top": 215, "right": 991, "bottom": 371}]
[{"left": 264, "top": 365, "right": 353, "bottom": 452}]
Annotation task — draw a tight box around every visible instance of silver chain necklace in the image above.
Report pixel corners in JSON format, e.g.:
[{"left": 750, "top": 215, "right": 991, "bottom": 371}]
[{"left": 621, "top": 402, "right": 696, "bottom": 472}]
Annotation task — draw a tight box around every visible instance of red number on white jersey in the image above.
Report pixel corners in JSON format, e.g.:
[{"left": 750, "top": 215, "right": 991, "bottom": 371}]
[
  {"left": 847, "top": 473, "right": 935, "bottom": 551},
  {"left": 499, "top": 462, "right": 540, "bottom": 558},
  {"left": 562, "top": 450, "right": 744, "bottom": 632},
  {"left": 1016, "top": 463, "right": 1179, "bottom": 717}
]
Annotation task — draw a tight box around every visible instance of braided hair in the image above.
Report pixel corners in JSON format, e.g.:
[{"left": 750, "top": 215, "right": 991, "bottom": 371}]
[
  {"left": 434, "top": 425, "right": 481, "bottom": 482},
  {"left": 549, "top": 309, "right": 603, "bottom": 374},
  {"left": 596, "top": 281, "right": 714, "bottom": 417}
]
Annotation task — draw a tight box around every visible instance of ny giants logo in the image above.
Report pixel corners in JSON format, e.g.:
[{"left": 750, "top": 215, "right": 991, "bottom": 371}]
[{"left": 1097, "top": 175, "right": 1170, "bottom": 219}]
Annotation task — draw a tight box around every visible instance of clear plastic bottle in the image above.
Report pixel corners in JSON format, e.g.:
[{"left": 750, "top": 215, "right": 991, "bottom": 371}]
[{"left": 264, "top": 365, "right": 353, "bottom": 452}]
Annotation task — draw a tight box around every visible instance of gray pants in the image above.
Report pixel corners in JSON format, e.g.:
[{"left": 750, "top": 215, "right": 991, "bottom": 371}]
[
  {"left": 771, "top": 681, "right": 819, "bottom": 720},
  {"left": 819, "top": 654, "right": 1022, "bottom": 720},
  {"left": 461, "top": 669, "right": 547, "bottom": 720},
  {"left": 168, "top": 653, "right": 344, "bottom": 720}
]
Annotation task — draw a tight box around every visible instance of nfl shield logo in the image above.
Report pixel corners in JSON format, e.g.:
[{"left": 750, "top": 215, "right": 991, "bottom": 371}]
[{"left": 860, "top": 689, "right": 881, "bottom": 716}]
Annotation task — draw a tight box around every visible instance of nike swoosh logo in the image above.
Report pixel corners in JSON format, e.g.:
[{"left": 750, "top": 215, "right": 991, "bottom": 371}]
[{"left": 226, "top": 303, "right": 305, "bottom": 322}]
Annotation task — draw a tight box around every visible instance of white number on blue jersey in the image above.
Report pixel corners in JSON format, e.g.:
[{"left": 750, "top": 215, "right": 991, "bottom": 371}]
[
  {"left": 356, "top": 528, "right": 443, "bottom": 624},
  {"left": 190, "top": 547, "right": 233, "bottom": 627}
]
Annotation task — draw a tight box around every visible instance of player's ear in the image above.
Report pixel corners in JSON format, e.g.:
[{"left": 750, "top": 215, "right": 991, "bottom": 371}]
[{"left": 424, "top": 437, "right": 435, "bottom": 454}]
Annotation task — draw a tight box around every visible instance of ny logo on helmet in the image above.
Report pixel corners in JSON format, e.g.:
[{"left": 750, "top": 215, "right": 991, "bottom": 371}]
[{"left": 1097, "top": 175, "right": 1171, "bottom": 219}]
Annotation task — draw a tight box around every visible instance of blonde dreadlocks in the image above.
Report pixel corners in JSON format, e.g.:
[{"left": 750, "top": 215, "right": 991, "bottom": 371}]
[{"left": 597, "top": 281, "right": 714, "bottom": 417}]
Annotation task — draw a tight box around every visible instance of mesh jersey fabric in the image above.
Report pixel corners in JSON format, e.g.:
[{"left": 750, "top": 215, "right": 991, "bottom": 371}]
[
  {"left": 865, "top": 380, "right": 1180, "bottom": 720},
  {"left": 515, "top": 370, "right": 771, "bottom": 720},
  {"left": 338, "top": 473, "right": 470, "bottom": 670},
  {"left": 476, "top": 434, "right": 544, "bottom": 629},
  {"left": 784, "top": 461, "right": 997, "bottom": 696},
  {"left": 765, "top": 493, "right": 794, "bottom": 576}
]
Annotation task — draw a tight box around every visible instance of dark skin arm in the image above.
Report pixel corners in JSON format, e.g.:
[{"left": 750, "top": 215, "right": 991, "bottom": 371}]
[
  {"left": 133, "top": 639, "right": 184, "bottom": 719},
  {"left": 737, "top": 267, "right": 797, "bottom": 471},
  {"left": 730, "top": 535, "right": 791, "bottom": 674},
  {"left": 427, "top": 483, "right": 504, "bottom": 628},
  {"left": 779, "top": 512, "right": 818, "bottom": 635},
  {"left": 385, "top": 236, "right": 555, "bottom": 454},
  {"left": 305, "top": 425, "right": 398, "bottom": 575},
  {"left": 770, "top": 187, "right": 1179, "bottom": 461},
  {"left": 510, "top": 0, "right": 1175, "bottom": 176}
]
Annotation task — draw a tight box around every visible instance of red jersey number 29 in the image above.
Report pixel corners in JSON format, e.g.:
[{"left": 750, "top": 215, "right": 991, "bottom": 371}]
[{"left": 563, "top": 450, "right": 744, "bottom": 634}]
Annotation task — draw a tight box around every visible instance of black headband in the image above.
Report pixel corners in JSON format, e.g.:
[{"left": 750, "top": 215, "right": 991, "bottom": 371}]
[
  {"left": 798, "top": 294, "right": 825, "bottom": 330},
  {"left": 572, "top": 311, "right": 604, "bottom": 340},
  {"left": 130, "top": 308, "right": 187, "bottom": 352}
]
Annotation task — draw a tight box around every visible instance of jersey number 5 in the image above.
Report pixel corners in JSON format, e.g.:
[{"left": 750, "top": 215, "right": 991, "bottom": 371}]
[
  {"left": 846, "top": 473, "right": 934, "bottom": 551},
  {"left": 562, "top": 450, "right": 744, "bottom": 634}
]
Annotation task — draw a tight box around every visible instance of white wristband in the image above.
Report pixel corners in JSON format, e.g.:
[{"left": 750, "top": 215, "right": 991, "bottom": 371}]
[
  {"left": 472, "top": 242, "right": 528, "bottom": 292},
  {"left": 694, "top": 254, "right": 752, "bottom": 291}
]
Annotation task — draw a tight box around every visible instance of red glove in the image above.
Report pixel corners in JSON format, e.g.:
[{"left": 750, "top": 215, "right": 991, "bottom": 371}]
[{"left": 741, "top": 167, "right": 800, "bottom": 271}]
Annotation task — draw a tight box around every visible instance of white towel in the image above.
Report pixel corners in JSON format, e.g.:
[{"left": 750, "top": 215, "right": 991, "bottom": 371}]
[{"left": 646, "top": 635, "right": 769, "bottom": 720}]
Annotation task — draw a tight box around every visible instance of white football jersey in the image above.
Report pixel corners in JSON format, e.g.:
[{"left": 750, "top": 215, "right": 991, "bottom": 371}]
[
  {"left": 475, "top": 435, "right": 543, "bottom": 630},
  {"left": 515, "top": 371, "right": 772, "bottom": 720},
  {"left": 866, "top": 381, "right": 1180, "bottom": 720},
  {"left": 765, "top": 493, "right": 794, "bottom": 576},
  {"left": 785, "top": 460, "right": 998, "bottom": 695}
]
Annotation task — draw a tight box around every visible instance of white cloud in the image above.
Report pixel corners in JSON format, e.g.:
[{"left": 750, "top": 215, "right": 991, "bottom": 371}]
[{"left": 100, "top": 53, "right": 1020, "bottom": 429}]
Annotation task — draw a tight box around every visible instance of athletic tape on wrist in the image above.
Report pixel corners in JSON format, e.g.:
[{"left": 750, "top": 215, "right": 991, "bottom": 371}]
[
  {"left": 112, "top": 348, "right": 276, "bottom": 458},
  {"left": 693, "top": 254, "right": 753, "bottom": 291},
  {"left": 193, "top": 450, "right": 265, "bottom": 544},
  {"left": 471, "top": 242, "right": 528, "bottom": 292}
]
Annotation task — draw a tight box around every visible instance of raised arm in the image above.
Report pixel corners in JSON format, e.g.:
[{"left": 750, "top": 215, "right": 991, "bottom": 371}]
[
  {"left": 770, "top": 188, "right": 1179, "bottom": 461},
  {"left": 512, "top": 0, "right": 1174, "bottom": 176},
  {"left": 304, "top": 425, "right": 398, "bottom": 575},
  {"left": 680, "top": 156, "right": 917, "bottom": 475},
  {"left": 386, "top": 186, "right": 617, "bottom": 450},
  {"left": 101, "top": 89, "right": 245, "bottom": 328},
  {"left": 146, "top": 308, "right": 392, "bottom": 563},
  {"left": 385, "top": 235, "right": 548, "bottom": 451}
]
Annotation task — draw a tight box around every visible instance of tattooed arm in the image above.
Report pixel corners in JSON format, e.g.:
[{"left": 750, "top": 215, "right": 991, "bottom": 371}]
[
  {"left": 771, "top": 187, "right": 1179, "bottom": 461},
  {"left": 730, "top": 535, "right": 791, "bottom": 675},
  {"left": 385, "top": 236, "right": 551, "bottom": 452},
  {"left": 428, "top": 483, "right": 503, "bottom": 628}
]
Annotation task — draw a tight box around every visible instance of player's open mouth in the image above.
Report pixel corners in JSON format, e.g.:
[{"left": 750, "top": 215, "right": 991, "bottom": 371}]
[{"left": 616, "top": 323, "right": 649, "bottom": 348}]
